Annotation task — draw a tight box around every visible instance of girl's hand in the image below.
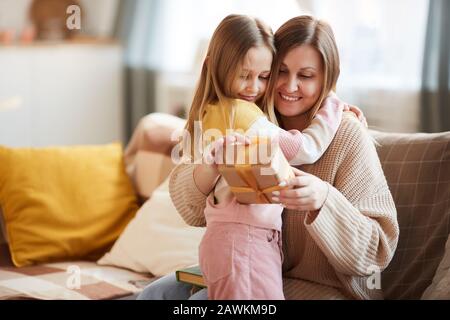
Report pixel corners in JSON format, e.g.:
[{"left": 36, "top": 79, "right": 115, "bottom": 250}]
[
  {"left": 203, "top": 132, "right": 250, "bottom": 166},
  {"left": 271, "top": 167, "right": 329, "bottom": 212},
  {"left": 203, "top": 136, "right": 223, "bottom": 168},
  {"left": 343, "top": 104, "right": 368, "bottom": 128},
  {"left": 194, "top": 132, "right": 250, "bottom": 195}
]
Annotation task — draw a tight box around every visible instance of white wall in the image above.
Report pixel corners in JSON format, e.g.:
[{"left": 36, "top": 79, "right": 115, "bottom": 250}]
[
  {"left": 0, "top": 0, "right": 31, "bottom": 31},
  {"left": 0, "top": 44, "right": 125, "bottom": 146}
]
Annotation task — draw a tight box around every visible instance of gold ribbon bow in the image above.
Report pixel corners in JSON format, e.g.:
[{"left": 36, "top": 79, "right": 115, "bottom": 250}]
[
  {"left": 221, "top": 137, "right": 287, "bottom": 204},
  {"left": 229, "top": 165, "right": 286, "bottom": 203}
]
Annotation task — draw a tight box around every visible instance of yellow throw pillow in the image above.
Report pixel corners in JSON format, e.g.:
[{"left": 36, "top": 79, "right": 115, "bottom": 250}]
[{"left": 0, "top": 143, "right": 139, "bottom": 267}]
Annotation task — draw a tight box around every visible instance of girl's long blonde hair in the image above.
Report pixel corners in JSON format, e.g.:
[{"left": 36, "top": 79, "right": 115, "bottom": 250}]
[
  {"left": 262, "top": 15, "right": 340, "bottom": 126},
  {"left": 183, "top": 14, "right": 274, "bottom": 160}
]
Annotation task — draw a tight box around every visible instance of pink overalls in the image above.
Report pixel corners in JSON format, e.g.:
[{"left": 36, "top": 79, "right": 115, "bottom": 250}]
[{"left": 199, "top": 195, "right": 284, "bottom": 300}]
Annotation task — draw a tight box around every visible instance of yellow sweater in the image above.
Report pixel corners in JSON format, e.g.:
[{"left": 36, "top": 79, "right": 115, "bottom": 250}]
[{"left": 169, "top": 113, "right": 399, "bottom": 300}]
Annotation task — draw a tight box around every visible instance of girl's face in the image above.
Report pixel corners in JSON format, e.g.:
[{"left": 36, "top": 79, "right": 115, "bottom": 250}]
[
  {"left": 274, "top": 45, "right": 324, "bottom": 117},
  {"left": 231, "top": 46, "right": 273, "bottom": 103}
]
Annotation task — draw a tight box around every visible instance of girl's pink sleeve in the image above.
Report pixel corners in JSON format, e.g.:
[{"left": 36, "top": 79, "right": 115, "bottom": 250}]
[{"left": 277, "top": 94, "right": 344, "bottom": 165}]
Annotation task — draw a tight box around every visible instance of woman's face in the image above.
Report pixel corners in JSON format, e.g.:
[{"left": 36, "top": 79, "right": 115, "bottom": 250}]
[
  {"left": 231, "top": 46, "right": 273, "bottom": 103},
  {"left": 274, "top": 45, "right": 324, "bottom": 117}
]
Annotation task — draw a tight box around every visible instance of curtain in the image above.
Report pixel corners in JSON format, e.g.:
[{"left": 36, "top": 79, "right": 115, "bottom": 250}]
[
  {"left": 421, "top": 0, "right": 450, "bottom": 132},
  {"left": 114, "top": 0, "right": 163, "bottom": 141}
]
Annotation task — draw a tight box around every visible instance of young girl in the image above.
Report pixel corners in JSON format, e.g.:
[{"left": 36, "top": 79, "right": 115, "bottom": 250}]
[{"left": 181, "top": 14, "right": 362, "bottom": 300}]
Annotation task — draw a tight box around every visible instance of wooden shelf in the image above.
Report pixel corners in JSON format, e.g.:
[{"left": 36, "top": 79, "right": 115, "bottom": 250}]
[{"left": 0, "top": 37, "right": 120, "bottom": 48}]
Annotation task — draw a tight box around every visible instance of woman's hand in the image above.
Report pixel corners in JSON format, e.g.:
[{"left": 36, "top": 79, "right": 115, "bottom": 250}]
[
  {"left": 271, "top": 167, "right": 329, "bottom": 212},
  {"left": 343, "top": 104, "right": 368, "bottom": 128}
]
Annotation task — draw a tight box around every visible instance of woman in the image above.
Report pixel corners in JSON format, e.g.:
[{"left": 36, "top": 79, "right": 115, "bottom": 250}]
[{"left": 138, "top": 15, "right": 399, "bottom": 300}]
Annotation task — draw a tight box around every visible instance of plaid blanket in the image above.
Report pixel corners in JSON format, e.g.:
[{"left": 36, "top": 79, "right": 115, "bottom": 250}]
[{"left": 0, "top": 245, "right": 155, "bottom": 300}]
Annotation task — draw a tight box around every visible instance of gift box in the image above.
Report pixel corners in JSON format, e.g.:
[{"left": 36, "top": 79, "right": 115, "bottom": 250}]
[{"left": 217, "top": 137, "right": 294, "bottom": 204}]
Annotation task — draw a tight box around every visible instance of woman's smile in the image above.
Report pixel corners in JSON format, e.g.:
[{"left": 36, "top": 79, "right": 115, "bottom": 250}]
[{"left": 279, "top": 93, "right": 302, "bottom": 102}]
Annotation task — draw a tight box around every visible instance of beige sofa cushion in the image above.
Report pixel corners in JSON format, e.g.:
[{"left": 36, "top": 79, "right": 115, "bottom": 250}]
[
  {"left": 124, "top": 113, "right": 185, "bottom": 202},
  {"left": 97, "top": 175, "right": 205, "bottom": 276},
  {"left": 129, "top": 151, "right": 175, "bottom": 200},
  {"left": 372, "top": 130, "right": 450, "bottom": 299}
]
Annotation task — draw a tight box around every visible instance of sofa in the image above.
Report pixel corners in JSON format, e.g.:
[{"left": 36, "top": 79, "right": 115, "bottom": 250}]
[{"left": 0, "top": 113, "right": 449, "bottom": 300}]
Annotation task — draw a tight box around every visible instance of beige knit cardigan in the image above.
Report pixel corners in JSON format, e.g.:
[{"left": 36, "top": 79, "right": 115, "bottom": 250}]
[{"left": 169, "top": 114, "right": 399, "bottom": 300}]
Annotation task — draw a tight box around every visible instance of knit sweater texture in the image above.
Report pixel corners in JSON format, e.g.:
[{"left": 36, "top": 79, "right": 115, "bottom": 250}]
[{"left": 169, "top": 113, "right": 399, "bottom": 299}]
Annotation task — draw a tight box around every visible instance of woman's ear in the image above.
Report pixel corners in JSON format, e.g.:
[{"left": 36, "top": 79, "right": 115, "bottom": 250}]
[{"left": 204, "top": 56, "right": 209, "bottom": 67}]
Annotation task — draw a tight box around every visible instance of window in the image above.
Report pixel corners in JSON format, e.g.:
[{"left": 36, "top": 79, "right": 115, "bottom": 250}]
[
  {"left": 154, "top": 0, "right": 302, "bottom": 72},
  {"left": 311, "top": 0, "right": 429, "bottom": 91},
  {"left": 310, "top": 0, "right": 429, "bottom": 132}
]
